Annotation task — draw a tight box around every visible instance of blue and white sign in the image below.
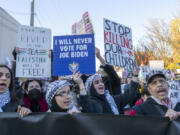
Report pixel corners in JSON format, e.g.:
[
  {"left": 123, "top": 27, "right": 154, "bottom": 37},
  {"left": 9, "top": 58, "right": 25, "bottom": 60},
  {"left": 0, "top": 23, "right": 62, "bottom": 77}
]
[{"left": 53, "top": 34, "right": 95, "bottom": 76}]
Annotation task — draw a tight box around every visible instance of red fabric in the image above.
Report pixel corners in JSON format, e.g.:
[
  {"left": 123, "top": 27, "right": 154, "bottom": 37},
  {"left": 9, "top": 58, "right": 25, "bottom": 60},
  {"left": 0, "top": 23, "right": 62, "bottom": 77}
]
[
  {"left": 22, "top": 95, "right": 48, "bottom": 112},
  {"left": 135, "top": 99, "right": 143, "bottom": 106},
  {"left": 129, "top": 109, "right": 136, "bottom": 116},
  {"left": 128, "top": 99, "right": 144, "bottom": 116},
  {"left": 124, "top": 109, "right": 131, "bottom": 115}
]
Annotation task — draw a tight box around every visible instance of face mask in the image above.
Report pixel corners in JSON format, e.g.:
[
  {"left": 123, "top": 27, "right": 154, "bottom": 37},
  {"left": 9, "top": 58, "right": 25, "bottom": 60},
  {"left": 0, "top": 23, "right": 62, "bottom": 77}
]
[{"left": 28, "top": 88, "right": 41, "bottom": 100}]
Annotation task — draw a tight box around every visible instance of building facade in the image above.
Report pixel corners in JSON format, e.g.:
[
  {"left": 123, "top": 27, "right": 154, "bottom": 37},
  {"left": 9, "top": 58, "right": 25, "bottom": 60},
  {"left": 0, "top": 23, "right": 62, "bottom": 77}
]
[{"left": 0, "top": 7, "right": 20, "bottom": 65}]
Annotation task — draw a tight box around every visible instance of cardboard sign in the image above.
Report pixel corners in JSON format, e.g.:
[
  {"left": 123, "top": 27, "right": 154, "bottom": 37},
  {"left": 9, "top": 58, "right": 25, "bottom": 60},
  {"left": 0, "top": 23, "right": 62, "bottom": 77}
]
[
  {"left": 53, "top": 34, "right": 95, "bottom": 76},
  {"left": 72, "top": 11, "right": 94, "bottom": 34},
  {"left": 149, "top": 60, "right": 164, "bottom": 70},
  {"left": 16, "top": 25, "right": 51, "bottom": 78},
  {"left": 104, "top": 18, "right": 136, "bottom": 71},
  {"left": 140, "top": 66, "right": 150, "bottom": 76},
  {"left": 168, "top": 80, "right": 180, "bottom": 108}
]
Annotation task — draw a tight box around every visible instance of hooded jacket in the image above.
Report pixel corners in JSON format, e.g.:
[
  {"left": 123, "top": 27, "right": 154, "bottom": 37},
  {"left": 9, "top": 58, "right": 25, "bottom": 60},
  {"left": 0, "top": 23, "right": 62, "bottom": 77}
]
[{"left": 80, "top": 81, "right": 140, "bottom": 114}]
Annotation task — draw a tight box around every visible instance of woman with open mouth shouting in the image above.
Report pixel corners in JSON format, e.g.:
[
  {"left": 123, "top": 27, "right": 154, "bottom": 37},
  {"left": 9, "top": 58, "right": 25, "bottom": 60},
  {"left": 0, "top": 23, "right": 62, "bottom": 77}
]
[
  {"left": 74, "top": 72, "right": 140, "bottom": 115},
  {"left": 46, "top": 79, "right": 80, "bottom": 114},
  {"left": 0, "top": 65, "right": 31, "bottom": 117}
]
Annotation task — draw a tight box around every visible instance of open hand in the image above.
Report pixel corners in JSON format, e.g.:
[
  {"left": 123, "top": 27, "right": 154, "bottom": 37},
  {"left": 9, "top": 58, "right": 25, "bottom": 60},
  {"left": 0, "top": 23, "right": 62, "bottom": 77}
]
[
  {"left": 165, "top": 109, "right": 179, "bottom": 121},
  {"left": 17, "top": 105, "right": 32, "bottom": 117}
]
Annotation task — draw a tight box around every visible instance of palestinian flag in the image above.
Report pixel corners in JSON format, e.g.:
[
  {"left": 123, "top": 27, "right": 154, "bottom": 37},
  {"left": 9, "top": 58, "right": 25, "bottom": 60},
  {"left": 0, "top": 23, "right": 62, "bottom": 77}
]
[
  {"left": 38, "top": 50, "right": 47, "bottom": 55},
  {"left": 19, "top": 48, "right": 27, "bottom": 54},
  {"left": 114, "top": 66, "right": 120, "bottom": 71}
]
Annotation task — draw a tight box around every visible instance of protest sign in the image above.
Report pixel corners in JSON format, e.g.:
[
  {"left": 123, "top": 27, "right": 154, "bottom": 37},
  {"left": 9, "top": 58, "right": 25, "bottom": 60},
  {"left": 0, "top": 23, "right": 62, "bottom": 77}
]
[
  {"left": 104, "top": 18, "right": 136, "bottom": 71},
  {"left": 149, "top": 60, "right": 164, "bottom": 70},
  {"left": 139, "top": 65, "right": 150, "bottom": 82},
  {"left": 53, "top": 34, "right": 95, "bottom": 76},
  {"left": 122, "top": 70, "right": 128, "bottom": 79},
  {"left": 72, "top": 11, "right": 94, "bottom": 34},
  {"left": 16, "top": 25, "right": 51, "bottom": 78},
  {"left": 168, "top": 80, "right": 180, "bottom": 107},
  {"left": 140, "top": 66, "right": 150, "bottom": 75}
]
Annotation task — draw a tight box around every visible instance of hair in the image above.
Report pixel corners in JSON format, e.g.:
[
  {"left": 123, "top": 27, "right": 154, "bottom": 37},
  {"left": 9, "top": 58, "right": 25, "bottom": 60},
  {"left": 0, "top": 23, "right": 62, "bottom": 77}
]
[
  {"left": 141, "top": 85, "right": 150, "bottom": 96},
  {"left": 24, "top": 79, "right": 43, "bottom": 92},
  {"left": 0, "top": 64, "right": 17, "bottom": 102}
]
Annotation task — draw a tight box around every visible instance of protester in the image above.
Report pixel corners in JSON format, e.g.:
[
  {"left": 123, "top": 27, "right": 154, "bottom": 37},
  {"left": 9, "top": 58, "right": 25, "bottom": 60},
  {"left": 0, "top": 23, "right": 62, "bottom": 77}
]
[
  {"left": 0, "top": 64, "right": 31, "bottom": 117},
  {"left": 74, "top": 72, "right": 140, "bottom": 115},
  {"left": 122, "top": 72, "right": 141, "bottom": 114},
  {"left": 12, "top": 46, "right": 54, "bottom": 90},
  {"left": 95, "top": 48, "right": 121, "bottom": 95},
  {"left": 129, "top": 85, "right": 150, "bottom": 115},
  {"left": 13, "top": 79, "right": 26, "bottom": 100},
  {"left": 46, "top": 79, "right": 80, "bottom": 113},
  {"left": 22, "top": 79, "right": 48, "bottom": 112},
  {"left": 135, "top": 70, "right": 180, "bottom": 121}
]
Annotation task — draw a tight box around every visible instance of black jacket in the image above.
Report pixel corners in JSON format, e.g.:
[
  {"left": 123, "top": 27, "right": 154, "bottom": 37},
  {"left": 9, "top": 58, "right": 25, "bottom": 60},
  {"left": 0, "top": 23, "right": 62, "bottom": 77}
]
[
  {"left": 102, "top": 64, "right": 121, "bottom": 95},
  {"left": 80, "top": 81, "right": 140, "bottom": 114},
  {"left": 123, "top": 83, "right": 141, "bottom": 107},
  {"left": 135, "top": 97, "right": 180, "bottom": 116},
  {"left": 2, "top": 102, "right": 19, "bottom": 112}
]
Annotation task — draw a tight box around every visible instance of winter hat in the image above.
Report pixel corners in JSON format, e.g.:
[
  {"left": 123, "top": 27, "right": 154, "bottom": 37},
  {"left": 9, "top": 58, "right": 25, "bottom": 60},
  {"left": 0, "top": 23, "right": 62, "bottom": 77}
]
[
  {"left": 46, "top": 80, "right": 70, "bottom": 107},
  {"left": 146, "top": 70, "right": 166, "bottom": 85}
]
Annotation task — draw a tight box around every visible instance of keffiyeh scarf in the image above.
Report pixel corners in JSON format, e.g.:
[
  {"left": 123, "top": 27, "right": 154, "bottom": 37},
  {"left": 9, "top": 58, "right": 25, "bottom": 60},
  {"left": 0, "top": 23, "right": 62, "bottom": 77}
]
[
  {"left": 85, "top": 74, "right": 119, "bottom": 115},
  {"left": 0, "top": 89, "right": 10, "bottom": 108}
]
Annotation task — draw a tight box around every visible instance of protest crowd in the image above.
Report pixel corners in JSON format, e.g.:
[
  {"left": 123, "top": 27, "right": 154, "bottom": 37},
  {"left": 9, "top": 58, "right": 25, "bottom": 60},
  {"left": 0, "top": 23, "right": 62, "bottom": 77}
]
[
  {"left": 1, "top": 12, "right": 180, "bottom": 134},
  {"left": 1, "top": 46, "right": 180, "bottom": 120}
]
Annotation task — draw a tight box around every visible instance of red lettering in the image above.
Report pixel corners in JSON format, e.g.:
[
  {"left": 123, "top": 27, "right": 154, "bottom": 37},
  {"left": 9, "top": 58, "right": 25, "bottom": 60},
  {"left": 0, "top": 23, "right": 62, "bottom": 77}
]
[
  {"left": 109, "top": 32, "right": 112, "bottom": 43},
  {"left": 115, "top": 33, "right": 120, "bottom": 46},
  {"left": 112, "top": 33, "right": 115, "bottom": 44},
  {"left": 120, "top": 35, "right": 124, "bottom": 47},
  {"left": 123, "top": 37, "right": 129, "bottom": 49},
  {"left": 104, "top": 30, "right": 109, "bottom": 42},
  {"left": 128, "top": 39, "right": 133, "bottom": 50}
]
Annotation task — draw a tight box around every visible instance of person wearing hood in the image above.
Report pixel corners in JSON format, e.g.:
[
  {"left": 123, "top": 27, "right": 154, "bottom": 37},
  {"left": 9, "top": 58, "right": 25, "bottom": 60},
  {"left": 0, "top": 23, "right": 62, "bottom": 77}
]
[
  {"left": 22, "top": 79, "right": 48, "bottom": 112},
  {"left": 73, "top": 72, "right": 140, "bottom": 115},
  {"left": 96, "top": 48, "right": 121, "bottom": 95},
  {"left": 0, "top": 64, "right": 31, "bottom": 117},
  {"left": 45, "top": 79, "right": 80, "bottom": 113}
]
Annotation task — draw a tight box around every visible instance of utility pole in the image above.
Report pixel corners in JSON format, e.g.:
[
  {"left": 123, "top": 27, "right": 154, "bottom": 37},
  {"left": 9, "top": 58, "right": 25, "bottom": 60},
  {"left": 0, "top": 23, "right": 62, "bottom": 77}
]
[{"left": 30, "top": 0, "right": 35, "bottom": 26}]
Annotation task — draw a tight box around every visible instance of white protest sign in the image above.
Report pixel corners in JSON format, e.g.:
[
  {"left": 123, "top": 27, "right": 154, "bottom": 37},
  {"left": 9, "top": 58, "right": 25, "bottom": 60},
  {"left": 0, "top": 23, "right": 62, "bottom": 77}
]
[
  {"left": 149, "top": 60, "right": 164, "bottom": 70},
  {"left": 72, "top": 11, "right": 94, "bottom": 34},
  {"left": 168, "top": 80, "right": 180, "bottom": 108},
  {"left": 104, "top": 18, "right": 136, "bottom": 71},
  {"left": 16, "top": 25, "right": 51, "bottom": 78},
  {"left": 140, "top": 66, "right": 150, "bottom": 76},
  {"left": 138, "top": 66, "right": 150, "bottom": 83}
]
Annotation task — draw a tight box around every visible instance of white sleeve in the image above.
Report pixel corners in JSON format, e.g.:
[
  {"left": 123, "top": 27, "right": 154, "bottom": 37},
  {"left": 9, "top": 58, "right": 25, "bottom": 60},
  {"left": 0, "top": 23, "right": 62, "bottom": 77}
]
[{"left": 0, "top": 108, "right": 3, "bottom": 112}]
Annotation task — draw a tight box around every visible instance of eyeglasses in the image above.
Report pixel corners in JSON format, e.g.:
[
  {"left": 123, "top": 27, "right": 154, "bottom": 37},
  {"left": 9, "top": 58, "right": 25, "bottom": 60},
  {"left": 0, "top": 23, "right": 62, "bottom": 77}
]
[{"left": 55, "top": 91, "right": 73, "bottom": 97}]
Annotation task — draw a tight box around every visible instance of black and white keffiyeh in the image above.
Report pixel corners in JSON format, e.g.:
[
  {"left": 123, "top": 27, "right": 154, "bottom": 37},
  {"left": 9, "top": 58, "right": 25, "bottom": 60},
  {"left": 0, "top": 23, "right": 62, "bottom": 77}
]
[
  {"left": 85, "top": 74, "right": 119, "bottom": 115},
  {"left": 46, "top": 80, "right": 70, "bottom": 107},
  {"left": 85, "top": 74, "right": 101, "bottom": 94},
  {"left": 0, "top": 89, "right": 10, "bottom": 108},
  {"left": 104, "top": 90, "right": 119, "bottom": 115}
]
